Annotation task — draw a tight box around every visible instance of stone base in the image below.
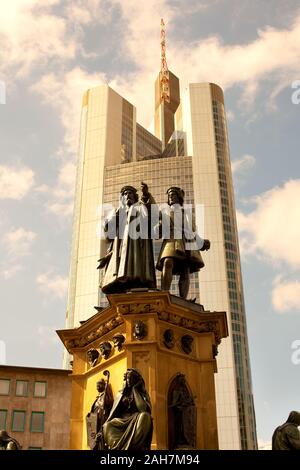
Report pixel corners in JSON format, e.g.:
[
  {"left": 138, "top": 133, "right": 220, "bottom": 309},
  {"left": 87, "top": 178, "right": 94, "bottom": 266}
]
[{"left": 57, "top": 291, "right": 228, "bottom": 450}]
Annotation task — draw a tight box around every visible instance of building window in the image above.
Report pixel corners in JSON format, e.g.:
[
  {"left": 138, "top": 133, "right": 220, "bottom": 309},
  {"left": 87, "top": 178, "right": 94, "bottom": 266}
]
[
  {"left": 30, "top": 412, "right": 44, "bottom": 433},
  {"left": 12, "top": 410, "right": 26, "bottom": 432},
  {"left": 0, "top": 409, "right": 7, "bottom": 429},
  {"left": 0, "top": 379, "right": 10, "bottom": 395},
  {"left": 16, "top": 380, "right": 29, "bottom": 397},
  {"left": 34, "top": 381, "right": 47, "bottom": 398}
]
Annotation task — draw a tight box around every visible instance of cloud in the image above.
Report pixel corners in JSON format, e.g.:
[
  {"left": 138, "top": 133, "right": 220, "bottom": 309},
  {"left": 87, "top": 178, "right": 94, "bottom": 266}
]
[
  {"left": 2, "top": 227, "right": 37, "bottom": 258},
  {"left": 272, "top": 277, "right": 300, "bottom": 313},
  {"left": 237, "top": 179, "right": 300, "bottom": 267},
  {"left": 31, "top": 67, "right": 106, "bottom": 155},
  {"left": 0, "top": 165, "right": 34, "bottom": 199},
  {"left": 47, "top": 162, "right": 76, "bottom": 217},
  {"left": 31, "top": 68, "right": 105, "bottom": 216},
  {"left": 0, "top": 0, "right": 77, "bottom": 80},
  {"left": 231, "top": 154, "right": 256, "bottom": 175},
  {"left": 172, "top": 15, "right": 300, "bottom": 101},
  {"left": 111, "top": 5, "right": 300, "bottom": 124},
  {"left": 0, "top": 227, "right": 37, "bottom": 279},
  {"left": 226, "top": 110, "right": 235, "bottom": 121},
  {"left": 2, "top": 265, "right": 24, "bottom": 280},
  {"left": 36, "top": 272, "right": 68, "bottom": 299}
]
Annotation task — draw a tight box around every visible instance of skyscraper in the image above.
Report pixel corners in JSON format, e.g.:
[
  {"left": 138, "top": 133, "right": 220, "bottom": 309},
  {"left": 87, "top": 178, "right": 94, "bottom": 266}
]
[{"left": 64, "top": 35, "right": 257, "bottom": 449}]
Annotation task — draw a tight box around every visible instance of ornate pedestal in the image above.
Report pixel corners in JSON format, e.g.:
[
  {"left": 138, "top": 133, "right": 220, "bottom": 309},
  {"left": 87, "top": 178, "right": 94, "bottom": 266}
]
[{"left": 57, "top": 291, "right": 228, "bottom": 450}]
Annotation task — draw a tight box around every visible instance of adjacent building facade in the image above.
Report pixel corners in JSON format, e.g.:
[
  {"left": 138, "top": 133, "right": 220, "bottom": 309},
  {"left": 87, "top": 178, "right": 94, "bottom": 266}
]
[
  {"left": 0, "top": 365, "right": 71, "bottom": 449},
  {"left": 64, "top": 70, "right": 257, "bottom": 449}
]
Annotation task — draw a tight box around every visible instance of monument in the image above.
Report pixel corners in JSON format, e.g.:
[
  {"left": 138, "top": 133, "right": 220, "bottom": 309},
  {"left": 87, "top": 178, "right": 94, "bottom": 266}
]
[{"left": 57, "top": 183, "right": 228, "bottom": 449}]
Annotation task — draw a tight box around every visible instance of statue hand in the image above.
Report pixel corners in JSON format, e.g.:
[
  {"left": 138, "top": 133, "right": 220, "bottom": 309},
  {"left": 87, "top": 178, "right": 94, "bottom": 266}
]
[{"left": 141, "top": 182, "right": 149, "bottom": 198}]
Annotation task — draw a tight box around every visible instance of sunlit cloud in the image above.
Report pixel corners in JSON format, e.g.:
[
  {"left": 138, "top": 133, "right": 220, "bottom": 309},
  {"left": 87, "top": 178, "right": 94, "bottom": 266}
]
[
  {"left": 0, "top": 165, "right": 34, "bottom": 200},
  {"left": 36, "top": 271, "right": 68, "bottom": 299}
]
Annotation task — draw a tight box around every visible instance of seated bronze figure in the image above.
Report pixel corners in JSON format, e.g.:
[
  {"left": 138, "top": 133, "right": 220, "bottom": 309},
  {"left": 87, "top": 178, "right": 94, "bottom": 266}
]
[{"left": 103, "top": 368, "right": 153, "bottom": 450}]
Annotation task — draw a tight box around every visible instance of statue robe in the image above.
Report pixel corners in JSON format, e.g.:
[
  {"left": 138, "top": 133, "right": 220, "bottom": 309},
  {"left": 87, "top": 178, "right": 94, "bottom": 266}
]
[{"left": 100, "top": 196, "right": 157, "bottom": 294}]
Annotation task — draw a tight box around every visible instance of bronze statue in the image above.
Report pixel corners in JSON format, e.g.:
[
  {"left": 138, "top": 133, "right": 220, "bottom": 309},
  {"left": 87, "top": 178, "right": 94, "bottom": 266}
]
[
  {"left": 103, "top": 368, "right": 153, "bottom": 450},
  {"left": 87, "top": 348, "right": 99, "bottom": 367},
  {"left": 112, "top": 333, "right": 125, "bottom": 351},
  {"left": 99, "top": 183, "right": 157, "bottom": 294},
  {"left": 168, "top": 373, "right": 196, "bottom": 449},
  {"left": 272, "top": 411, "right": 300, "bottom": 450},
  {"left": 156, "top": 186, "right": 210, "bottom": 298},
  {"left": 99, "top": 342, "right": 112, "bottom": 360},
  {"left": 133, "top": 320, "right": 147, "bottom": 340},
  {"left": 163, "top": 329, "right": 175, "bottom": 349},
  {"left": 86, "top": 372, "right": 114, "bottom": 450},
  {"left": 181, "top": 335, "right": 193, "bottom": 354},
  {"left": 0, "top": 430, "right": 21, "bottom": 450}
]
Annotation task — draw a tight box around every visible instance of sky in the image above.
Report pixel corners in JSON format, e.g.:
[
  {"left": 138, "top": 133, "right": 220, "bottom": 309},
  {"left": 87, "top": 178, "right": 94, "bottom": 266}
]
[{"left": 0, "top": 0, "right": 300, "bottom": 449}]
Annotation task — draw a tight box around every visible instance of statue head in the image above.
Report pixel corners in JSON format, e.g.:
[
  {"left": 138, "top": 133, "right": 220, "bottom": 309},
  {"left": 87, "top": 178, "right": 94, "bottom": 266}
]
[
  {"left": 181, "top": 335, "right": 193, "bottom": 354},
  {"left": 0, "top": 429, "right": 9, "bottom": 443},
  {"left": 287, "top": 411, "right": 300, "bottom": 426},
  {"left": 166, "top": 187, "right": 185, "bottom": 206},
  {"left": 163, "top": 329, "right": 175, "bottom": 349},
  {"left": 112, "top": 333, "right": 125, "bottom": 351},
  {"left": 133, "top": 320, "right": 147, "bottom": 340},
  {"left": 123, "top": 368, "right": 143, "bottom": 389},
  {"left": 96, "top": 378, "right": 106, "bottom": 393},
  {"left": 99, "top": 341, "right": 112, "bottom": 360},
  {"left": 87, "top": 348, "right": 99, "bottom": 367},
  {"left": 120, "top": 185, "right": 138, "bottom": 207}
]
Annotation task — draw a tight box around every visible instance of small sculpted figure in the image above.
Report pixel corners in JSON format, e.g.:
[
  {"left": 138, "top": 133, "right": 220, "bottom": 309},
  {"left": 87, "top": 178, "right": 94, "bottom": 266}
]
[
  {"left": 163, "top": 329, "right": 175, "bottom": 349},
  {"left": 99, "top": 342, "right": 112, "bottom": 360},
  {"left": 0, "top": 430, "right": 21, "bottom": 450},
  {"left": 181, "top": 335, "right": 193, "bottom": 355},
  {"left": 103, "top": 368, "right": 153, "bottom": 450},
  {"left": 168, "top": 373, "right": 196, "bottom": 449},
  {"left": 86, "top": 374, "right": 114, "bottom": 450},
  {"left": 133, "top": 320, "right": 147, "bottom": 340},
  {"left": 272, "top": 411, "right": 300, "bottom": 450},
  {"left": 112, "top": 333, "right": 125, "bottom": 351},
  {"left": 156, "top": 186, "right": 210, "bottom": 299},
  {"left": 99, "top": 183, "right": 157, "bottom": 294},
  {"left": 87, "top": 348, "right": 99, "bottom": 367}
]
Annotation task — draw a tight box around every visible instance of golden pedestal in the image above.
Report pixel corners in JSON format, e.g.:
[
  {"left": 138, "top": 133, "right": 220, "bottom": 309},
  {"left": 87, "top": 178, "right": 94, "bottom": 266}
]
[{"left": 57, "top": 291, "right": 228, "bottom": 450}]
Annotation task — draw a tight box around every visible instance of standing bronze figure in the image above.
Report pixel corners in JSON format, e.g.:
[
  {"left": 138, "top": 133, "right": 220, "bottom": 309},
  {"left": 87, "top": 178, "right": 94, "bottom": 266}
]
[
  {"left": 0, "top": 430, "right": 21, "bottom": 450},
  {"left": 99, "top": 183, "right": 157, "bottom": 294},
  {"left": 103, "top": 368, "right": 153, "bottom": 450},
  {"left": 168, "top": 373, "right": 196, "bottom": 449},
  {"left": 156, "top": 187, "right": 210, "bottom": 299},
  {"left": 86, "top": 371, "right": 114, "bottom": 450},
  {"left": 272, "top": 411, "right": 300, "bottom": 450}
]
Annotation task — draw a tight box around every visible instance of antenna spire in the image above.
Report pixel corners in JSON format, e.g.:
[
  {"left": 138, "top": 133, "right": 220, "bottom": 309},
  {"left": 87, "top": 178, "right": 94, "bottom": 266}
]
[{"left": 160, "top": 18, "right": 170, "bottom": 103}]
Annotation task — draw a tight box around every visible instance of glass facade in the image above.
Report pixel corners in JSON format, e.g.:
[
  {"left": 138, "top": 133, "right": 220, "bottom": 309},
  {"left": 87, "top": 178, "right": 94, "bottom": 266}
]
[
  {"left": 176, "top": 83, "right": 257, "bottom": 449},
  {"left": 136, "top": 123, "right": 162, "bottom": 160},
  {"left": 64, "top": 80, "right": 257, "bottom": 449}
]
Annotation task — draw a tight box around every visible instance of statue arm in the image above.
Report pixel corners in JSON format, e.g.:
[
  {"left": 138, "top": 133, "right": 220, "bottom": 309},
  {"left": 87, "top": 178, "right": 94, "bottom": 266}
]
[{"left": 287, "top": 428, "right": 300, "bottom": 449}]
